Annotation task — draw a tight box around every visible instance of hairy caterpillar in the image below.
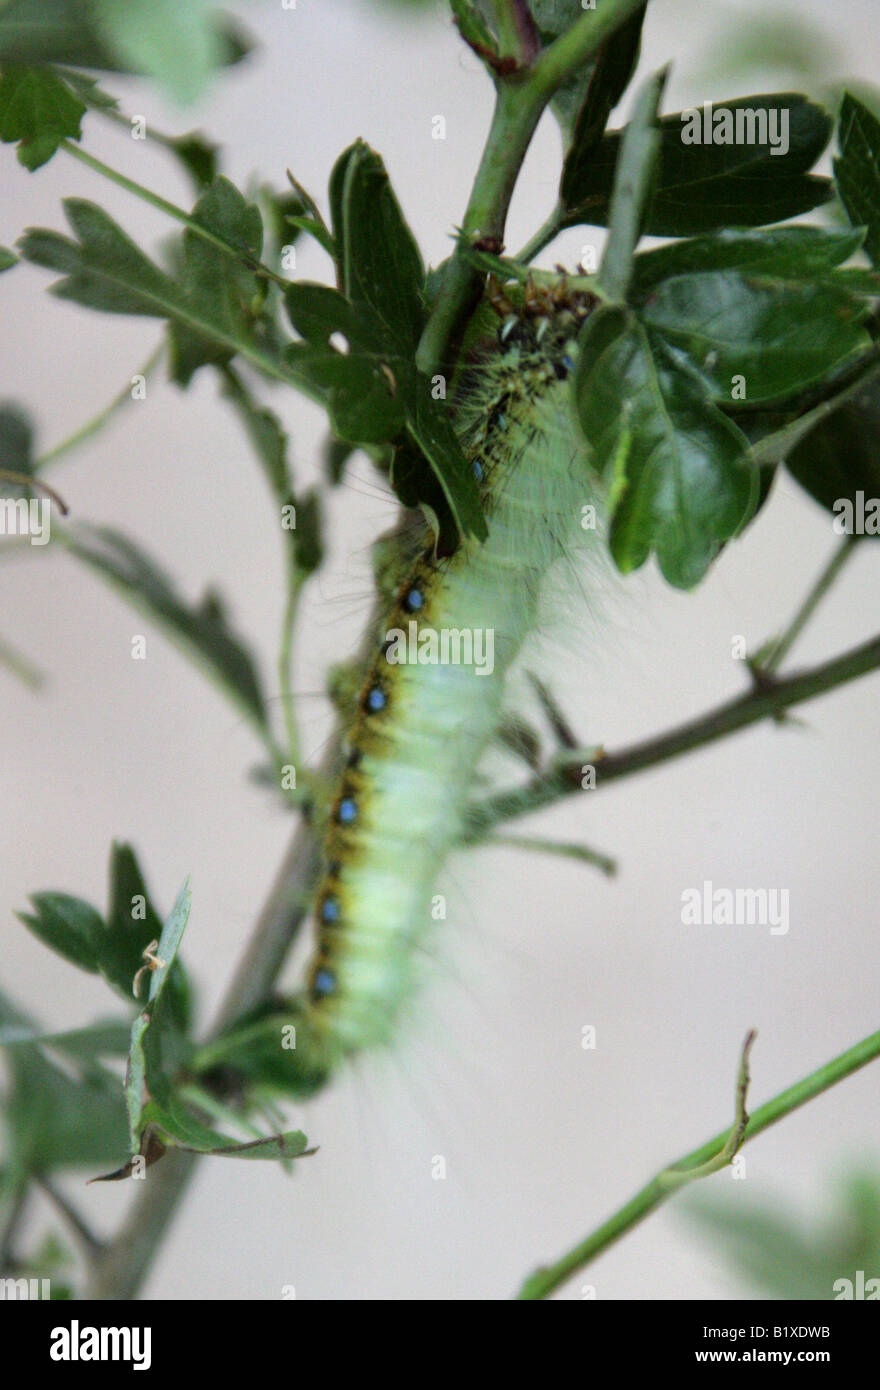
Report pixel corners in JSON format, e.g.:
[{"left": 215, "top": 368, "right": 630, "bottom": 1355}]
[{"left": 288, "top": 287, "right": 599, "bottom": 1092}]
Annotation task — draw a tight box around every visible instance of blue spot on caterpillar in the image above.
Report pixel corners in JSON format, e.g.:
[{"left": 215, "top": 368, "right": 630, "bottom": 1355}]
[{"left": 282, "top": 289, "right": 599, "bottom": 1093}]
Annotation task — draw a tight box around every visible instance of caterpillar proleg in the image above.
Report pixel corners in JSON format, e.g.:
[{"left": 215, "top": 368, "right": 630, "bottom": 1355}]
[{"left": 288, "top": 291, "right": 600, "bottom": 1091}]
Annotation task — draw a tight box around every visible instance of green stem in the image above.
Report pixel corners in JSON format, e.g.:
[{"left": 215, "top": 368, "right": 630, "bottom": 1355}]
[
  {"left": 758, "top": 536, "right": 858, "bottom": 674},
  {"left": 416, "top": 0, "right": 647, "bottom": 375},
  {"left": 279, "top": 561, "right": 304, "bottom": 767},
  {"left": 60, "top": 141, "right": 288, "bottom": 289},
  {"left": 35, "top": 342, "right": 165, "bottom": 470},
  {"left": 479, "top": 831, "right": 617, "bottom": 876},
  {"left": 518, "top": 1025, "right": 880, "bottom": 1299},
  {"left": 467, "top": 631, "right": 880, "bottom": 835},
  {"left": 515, "top": 206, "right": 565, "bottom": 264}
]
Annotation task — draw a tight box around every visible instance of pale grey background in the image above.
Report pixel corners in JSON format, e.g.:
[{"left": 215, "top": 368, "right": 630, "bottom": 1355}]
[{"left": 1, "top": 0, "right": 878, "bottom": 1299}]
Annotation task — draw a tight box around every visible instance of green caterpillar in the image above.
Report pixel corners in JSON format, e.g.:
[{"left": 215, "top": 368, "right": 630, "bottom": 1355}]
[{"left": 288, "top": 289, "right": 599, "bottom": 1092}]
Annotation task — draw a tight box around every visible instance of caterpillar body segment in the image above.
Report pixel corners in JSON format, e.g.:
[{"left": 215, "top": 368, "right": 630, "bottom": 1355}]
[{"left": 287, "top": 305, "right": 598, "bottom": 1090}]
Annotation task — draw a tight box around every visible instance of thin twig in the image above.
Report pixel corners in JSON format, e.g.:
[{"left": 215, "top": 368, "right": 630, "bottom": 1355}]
[
  {"left": 518, "top": 1025, "right": 880, "bottom": 1299},
  {"left": 35, "top": 342, "right": 165, "bottom": 471},
  {"left": 466, "top": 632, "right": 880, "bottom": 836},
  {"left": 478, "top": 831, "right": 617, "bottom": 877},
  {"left": 60, "top": 142, "right": 289, "bottom": 290},
  {"left": 754, "top": 536, "right": 859, "bottom": 676}
]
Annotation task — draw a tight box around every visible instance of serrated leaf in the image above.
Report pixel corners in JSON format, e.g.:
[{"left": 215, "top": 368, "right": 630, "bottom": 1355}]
[
  {"left": 631, "top": 226, "right": 865, "bottom": 296},
  {"left": 286, "top": 280, "right": 386, "bottom": 352},
  {"left": 63, "top": 522, "right": 267, "bottom": 728},
  {"left": 287, "top": 340, "right": 405, "bottom": 444},
  {"left": 16, "top": 842, "right": 190, "bottom": 1011},
  {"left": 835, "top": 93, "right": 880, "bottom": 267},
  {"left": 330, "top": 140, "right": 425, "bottom": 352},
  {"left": 641, "top": 270, "right": 871, "bottom": 406},
  {"left": 0, "top": 65, "right": 85, "bottom": 170},
  {"left": 561, "top": 95, "right": 833, "bottom": 236},
  {"left": 17, "top": 894, "right": 106, "bottom": 976},
  {"left": 167, "top": 176, "right": 265, "bottom": 385},
  {"left": 121, "top": 886, "right": 313, "bottom": 1165},
  {"left": 19, "top": 197, "right": 291, "bottom": 387},
  {"left": 574, "top": 305, "right": 755, "bottom": 587}
]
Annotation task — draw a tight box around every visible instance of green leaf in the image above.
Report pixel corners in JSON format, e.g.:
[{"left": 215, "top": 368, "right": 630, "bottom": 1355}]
[
  {"left": 16, "top": 894, "right": 106, "bottom": 976},
  {"left": 631, "top": 226, "right": 865, "bottom": 296},
  {"left": 286, "top": 280, "right": 386, "bottom": 352},
  {"left": 641, "top": 270, "right": 871, "bottom": 406},
  {"left": 530, "top": 0, "right": 602, "bottom": 136},
  {"left": 0, "top": 1019, "right": 132, "bottom": 1059},
  {"left": 122, "top": 886, "right": 313, "bottom": 1164},
  {"left": 0, "top": 246, "right": 18, "bottom": 271},
  {"left": 124, "top": 879, "right": 191, "bottom": 1151},
  {"left": 291, "top": 156, "right": 483, "bottom": 541},
  {"left": 285, "top": 214, "right": 335, "bottom": 258},
  {"left": 106, "top": 842, "right": 190, "bottom": 1026},
  {"left": 404, "top": 375, "right": 487, "bottom": 543},
  {"left": 0, "top": 65, "right": 85, "bottom": 170},
  {"left": 220, "top": 372, "right": 324, "bottom": 578},
  {"left": 330, "top": 140, "right": 425, "bottom": 352},
  {"left": 449, "top": 0, "right": 497, "bottom": 60},
  {"left": 16, "top": 842, "right": 190, "bottom": 1011},
  {"left": 167, "top": 176, "right": 265, "bottom": 385},
  {"left": 0, "top": 0, "right": 249, "bottom": 73},
  {"left": 0, "top": 990, "right": 128, "bottom": 1174},
  {"left": 19, "top": 198, "right": 289, "bottom": 386},
  {"left": 290, "top": 489, "right": 324, "bottom": 576},
  {"left": 0, "top": 401, "right": 35, "bottom": 477},
  {"left": 184, "top": 1128, "right": 311, "bottom": 1160},
  {"left": 785, "top": 366, "right": 880, "bottom": 534},
  {"left": 835, "top": 93, "right": 880, "bottom": 267},
  {"left": 574, "top": 305, "right": 755, "bottom": 587},
  {"left": 286, "top": 340, "right": 405, "bottom": 445},
  {"left": 560, "top": 2, "right": 646, "bottom": 183},
  {"left": 598, "top": 67, "right": 666, "bottom": 302},
  {"left": 168, "top": 131, "right": 220, "bottom": 191},
  {"left": 91, "top": 0, "right": 227, "bottom": 105},
  {"left": 684, "top": 1171, "right": 880, "bottom": 1300},
  {"left": 561, "top": 95, "right": 833, "bottom": 236},
  {"left": 220, "top": 369, "right": 295, "bottom": 512},
  {"left": 63, "top": 523, "right": 267, "bottom": 728}
]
